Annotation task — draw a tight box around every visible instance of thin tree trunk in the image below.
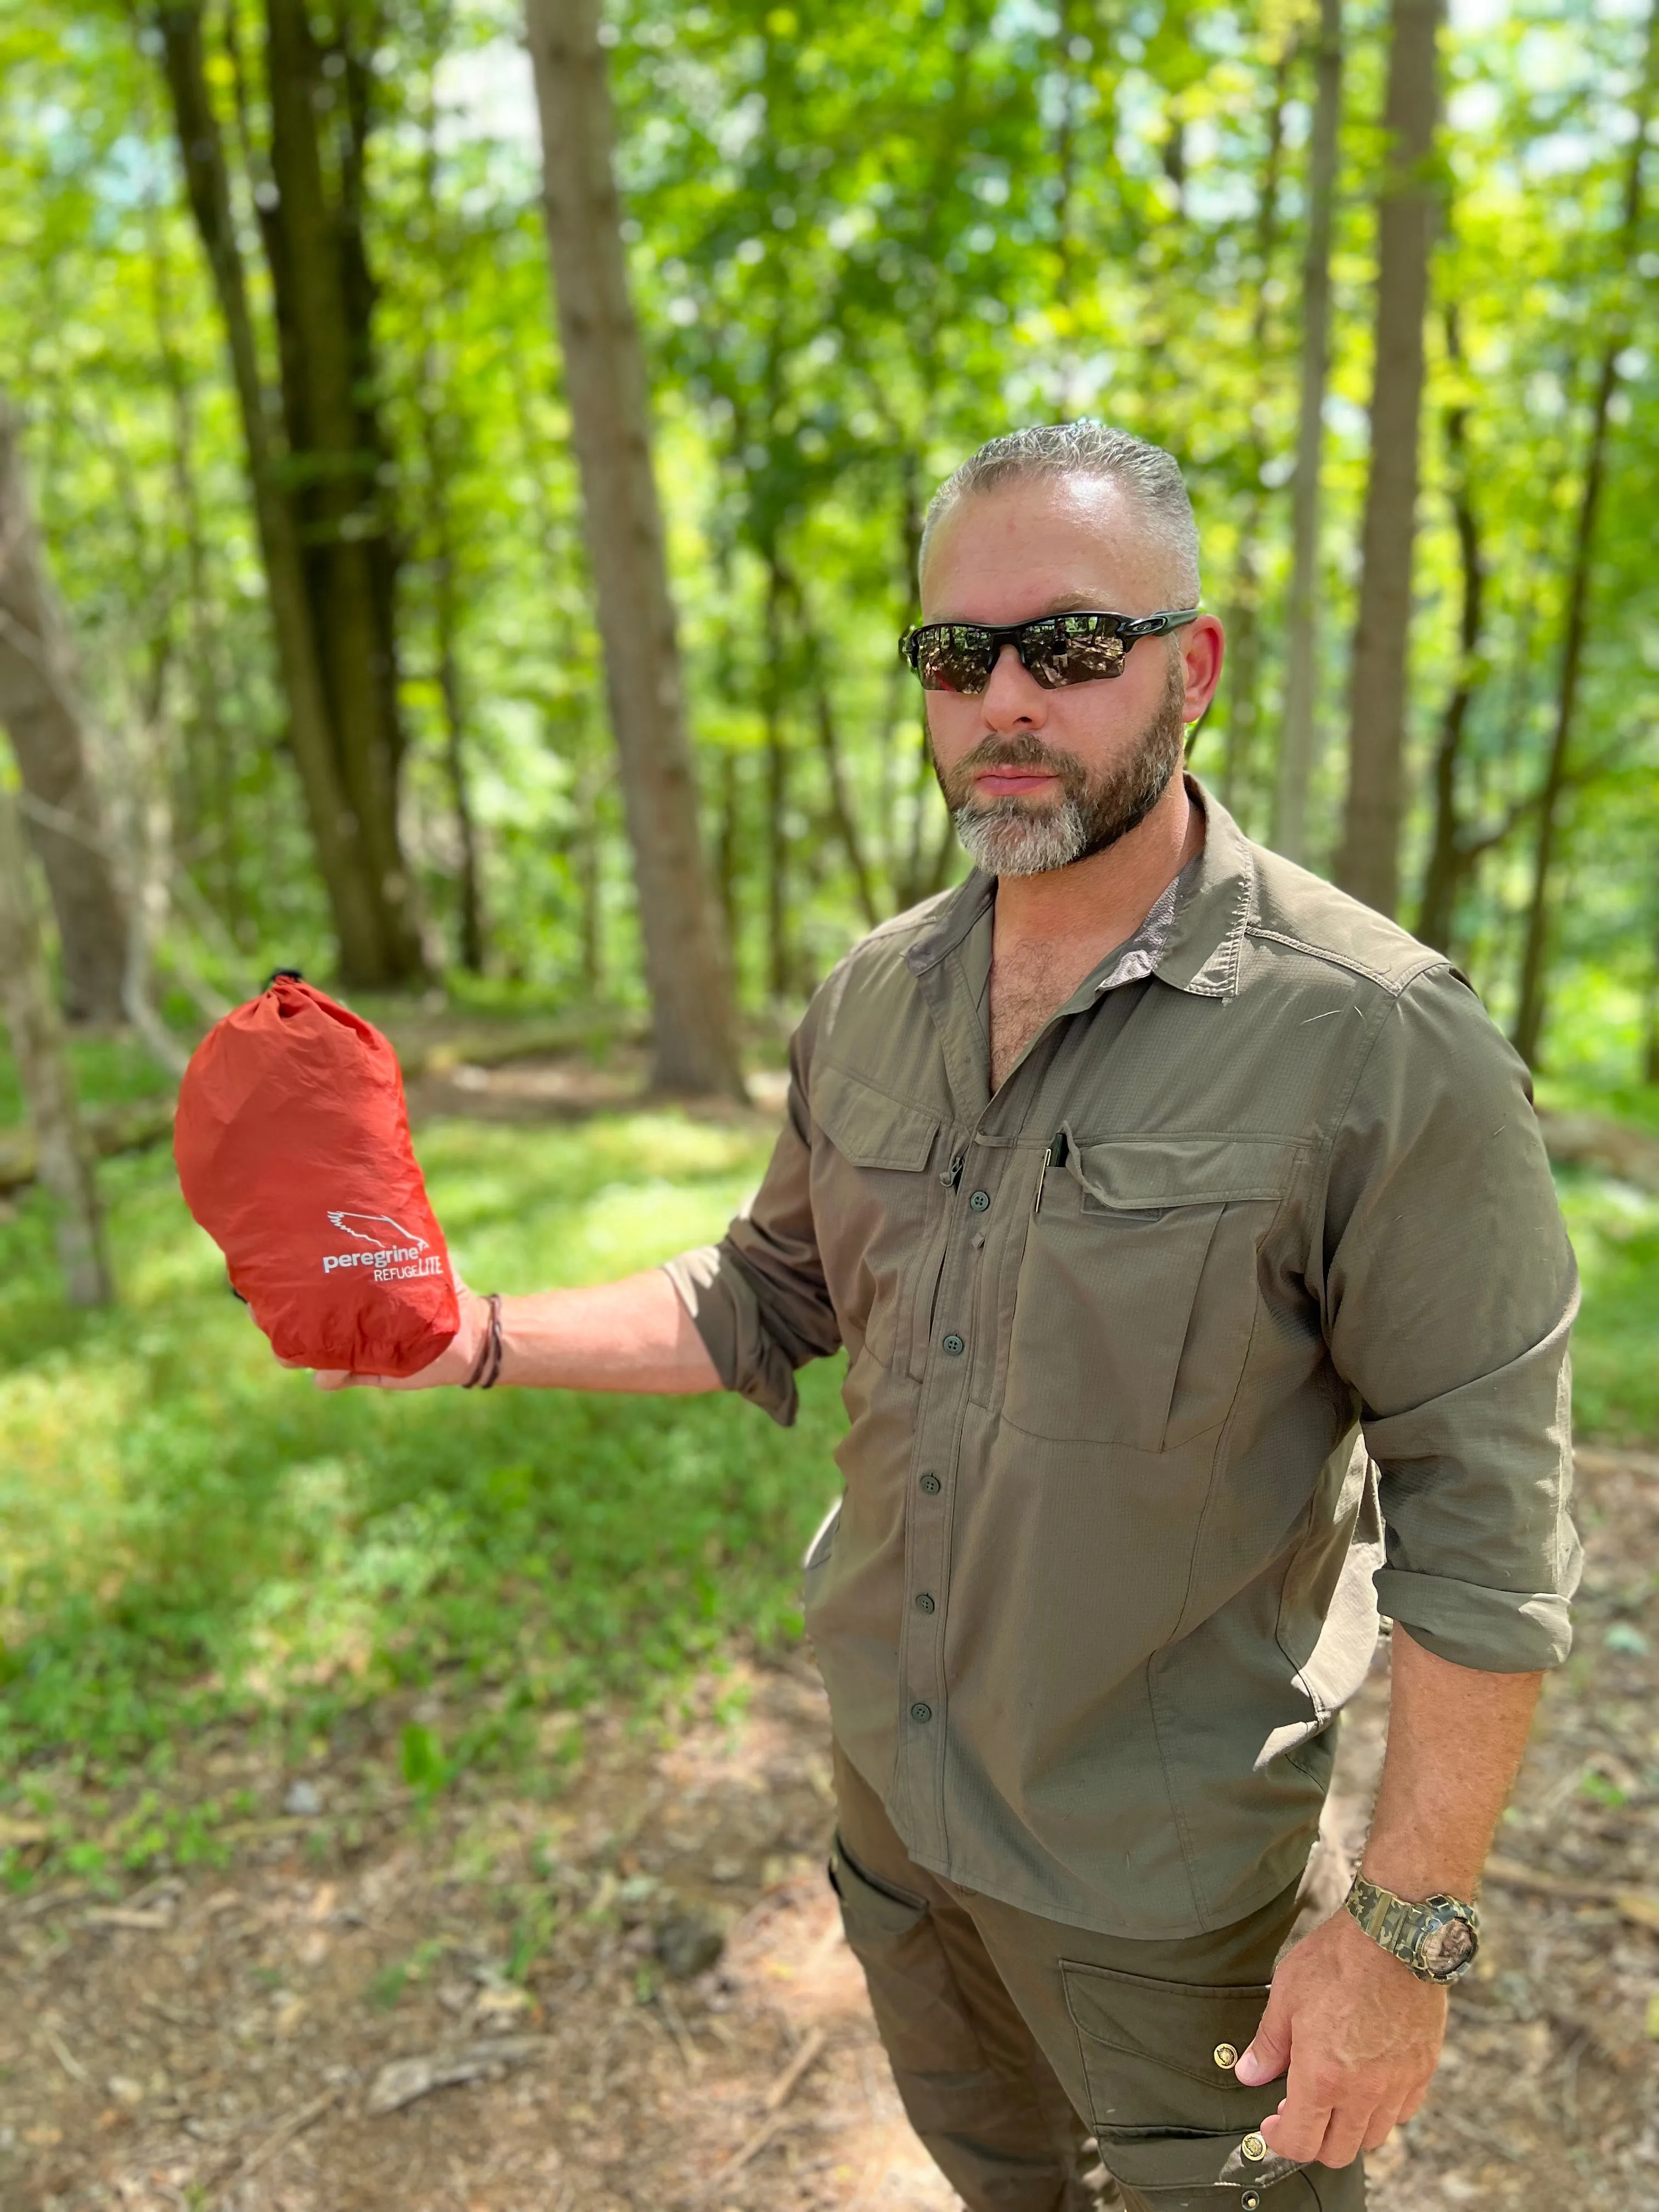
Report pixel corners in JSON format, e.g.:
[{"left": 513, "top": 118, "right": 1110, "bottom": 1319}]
[
  {"left": 764, "top": 557, "right": 790, "bottom": 1005},
  {"left": 0, "top": 400, "right": 129, "bottom": 1024},
  {"left": 1333, "top": 0, "right": 1443, "bottom": 915},
  {"left": 156, "top": 5, "right": 402, "bottom": 985},
  {"left": 1273, "top": 0, "right": 1344, "bottom": 863},
  {"left": 1220, "top": 48, "right": 1291, "bottom": 817},
  {"left": 575, "top": 751, "right": 605, "bottom": 997},
  {"left": 415, "top": 52, "right": 486, "bottom": 976},
  {"left": 524, "top": 0, "right": 744, "bottom": 1097},
  {"left": 1513, "top": 0, "right": 1658, "bottom": 1069},
  {"left": 0, "top": 787, "right": 113, "bottom": 1306},
  {"left": 1415, "top": 311, "right": 1486, "bottom": 954}
]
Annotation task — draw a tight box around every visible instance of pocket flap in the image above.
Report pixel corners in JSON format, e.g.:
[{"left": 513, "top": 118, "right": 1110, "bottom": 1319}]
[
  {"left": 1098, "top": 2131, "right": 1306, "bottom": 2196},
  {"left": 1062, "top": 1960, "right": 1275, "bottom": 2089},
  {"left": 812, "top": 1063, "right": 939, "bottom": 1172},
  {"left": 1068, "top": 1135, "right": 1300, "bottom": 1211},
  {"left": 828, "top": 1836, "right": 928, "bottom": 1937}
]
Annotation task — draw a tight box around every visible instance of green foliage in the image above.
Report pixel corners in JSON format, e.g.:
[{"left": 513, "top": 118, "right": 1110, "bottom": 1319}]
[
  {"left": 0, "top": 0, "right": 1652, "bottom": 1063},
  {"left": 0, "top": 1111, "right": 841, "bottom": 1770}
]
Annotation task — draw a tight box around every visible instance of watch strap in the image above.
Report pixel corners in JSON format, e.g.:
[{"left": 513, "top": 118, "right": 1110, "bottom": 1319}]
[{"left": 1344, "top": 1873, "right": 1480, "bottom": 1982}]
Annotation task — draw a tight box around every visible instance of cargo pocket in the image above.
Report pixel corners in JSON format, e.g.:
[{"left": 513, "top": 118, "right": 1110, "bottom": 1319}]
[
  {"left": 1098, "top": 2131, "right": 1323, "bottom": 2208},
  {"left": 1062, "top": 1959, "right": 1278, "bottom": 2134}
]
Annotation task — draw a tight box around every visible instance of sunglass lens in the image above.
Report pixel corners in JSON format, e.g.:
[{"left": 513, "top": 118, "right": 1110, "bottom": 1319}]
[
  {"left": 1024, "top": 618, "right": 1126, "bottom": 687},
  {"left": 915, "top": 626, "right": 995, "bottom": 693}
]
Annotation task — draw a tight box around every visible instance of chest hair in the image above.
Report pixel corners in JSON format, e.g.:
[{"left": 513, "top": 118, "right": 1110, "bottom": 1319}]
[{"left": 990, "top": 941, "right": 1101, "bottom": 1091}]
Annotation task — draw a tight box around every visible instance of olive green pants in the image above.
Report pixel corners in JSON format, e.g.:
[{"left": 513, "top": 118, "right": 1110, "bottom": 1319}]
[{"left": 830, "top": 1743, "right": 1364, "bottom": 2212}]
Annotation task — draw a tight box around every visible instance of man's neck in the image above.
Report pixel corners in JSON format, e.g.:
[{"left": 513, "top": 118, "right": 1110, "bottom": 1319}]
[{"left": 992, "top": 771, "right": 1203, "bottom": 960}]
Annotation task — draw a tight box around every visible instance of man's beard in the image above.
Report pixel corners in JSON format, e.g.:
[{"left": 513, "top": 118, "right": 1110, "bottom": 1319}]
[{"left": 935, "top": 656, "right": 1188, "bottom": 880}]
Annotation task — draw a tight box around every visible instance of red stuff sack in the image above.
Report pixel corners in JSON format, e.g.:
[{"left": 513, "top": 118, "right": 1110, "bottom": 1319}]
[{"left": 174, "top": 976, "right": 459, "bottom": 1376}]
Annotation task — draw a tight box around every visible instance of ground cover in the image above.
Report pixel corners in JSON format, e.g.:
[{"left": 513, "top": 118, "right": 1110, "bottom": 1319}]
[{"left": 0, "top": 1051, "right": 1655, "bottom": 2208}]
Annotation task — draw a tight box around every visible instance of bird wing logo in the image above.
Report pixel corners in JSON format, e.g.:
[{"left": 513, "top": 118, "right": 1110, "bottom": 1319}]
[{"left": 326, "top": 1210, "right": 428, "bottom": 1252}]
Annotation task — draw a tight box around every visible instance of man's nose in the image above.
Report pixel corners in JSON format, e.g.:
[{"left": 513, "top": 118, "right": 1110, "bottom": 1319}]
[{"left": 980, "top": 643, "right": 1047, "bottom": 729}]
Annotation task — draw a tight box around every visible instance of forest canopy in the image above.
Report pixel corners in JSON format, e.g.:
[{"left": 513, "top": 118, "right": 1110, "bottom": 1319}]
[{"left": 1, "top": 0, "right": 1656, "bottom": 1091}]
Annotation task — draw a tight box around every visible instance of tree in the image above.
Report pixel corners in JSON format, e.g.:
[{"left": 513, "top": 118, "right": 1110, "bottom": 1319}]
[
  {"left": 0, "top": 397, "right": 130, "bottom": 1023},
  {"left": 1272, "top": 0, "right": 1344, "bottom": 865},
  {"left": 1333, "top": 0, "right": 1444, "bottom": 916},
  {"left": 155, "top": 2, "right": 425, "bottom": 989},
  {"left": 1511, "top": 0, "right": 1658, "bottom": 1068},
  {"left": 0, "top": 782, "right": 112, "bottom": 1305},
  {"left": 523, "top": 0, "right": 744, "bottom": 1097}
]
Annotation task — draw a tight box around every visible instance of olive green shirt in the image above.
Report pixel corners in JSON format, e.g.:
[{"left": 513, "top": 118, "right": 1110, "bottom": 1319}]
[{"left": 667, "top": 787, "right": 1579, "bottom": 1939}]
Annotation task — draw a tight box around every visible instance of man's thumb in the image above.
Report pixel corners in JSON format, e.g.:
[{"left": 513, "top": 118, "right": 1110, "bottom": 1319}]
[{"left": 1234, "top": 1995, "right": 1292, "bottom": 2086}]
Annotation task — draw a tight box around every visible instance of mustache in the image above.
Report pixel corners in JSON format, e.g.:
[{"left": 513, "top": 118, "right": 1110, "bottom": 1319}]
[{"left": 951, "top": 732, "right": 1088, "bottom": 783}]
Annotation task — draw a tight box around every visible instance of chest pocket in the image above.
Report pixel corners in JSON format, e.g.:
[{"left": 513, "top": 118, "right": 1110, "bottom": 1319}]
[
  {"left": 1001, "top": 1134, "right": 1300, "bottom": 1453},
  {"left": 809, "top": 1062, "right": 944, "bottom": 1376}
]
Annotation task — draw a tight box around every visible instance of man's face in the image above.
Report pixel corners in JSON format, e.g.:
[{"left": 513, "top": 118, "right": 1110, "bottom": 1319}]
[{"left": 919, "top": 476, "right": 1223, "bottom": 877}]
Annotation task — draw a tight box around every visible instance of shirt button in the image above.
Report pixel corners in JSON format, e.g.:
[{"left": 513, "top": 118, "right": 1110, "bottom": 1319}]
[
  {"left": 915, "top": 1592, "right": 935, "bottom": 1613},
  {"left": 968, "top": 1189, "right": 990, "bottom": 1212},
  {"left": 910, "top": 1701, "right": 932, "bottom": 1723},
  {"left": 942, "top": 1333, "right": 965, "bottom": 1356},
  {"left": 919, "top": 1472, "right": 941, "bottom": 1495}
]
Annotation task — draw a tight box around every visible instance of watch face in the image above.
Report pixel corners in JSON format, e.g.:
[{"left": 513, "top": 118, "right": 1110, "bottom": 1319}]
[{"left": 1418, "top": 1915, "right": 1476, "bottom": 1978}]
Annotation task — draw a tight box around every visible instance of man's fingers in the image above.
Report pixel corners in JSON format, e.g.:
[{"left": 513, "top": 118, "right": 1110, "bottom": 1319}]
[
  {"left": 1311, "top": 2106, "right": 1373, "bottom": 2172},
  {"left": 1361, "top": 2102, "right": 1404, "bottom": 2155},
  {"left": 1256, "top": 2097, "right": 1336, "bottom": 2168},
  {"left": 1234, "top": 1995, "right": 1293, "bottom": 2087},
  {"left": 312, "top": 1368, "right": 361, "bottom": 1391}
]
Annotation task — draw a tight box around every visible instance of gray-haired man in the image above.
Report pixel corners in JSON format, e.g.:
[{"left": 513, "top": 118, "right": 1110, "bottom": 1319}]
[{"left": 307, "top": 424, "right": 1578, "bottom": 2212}]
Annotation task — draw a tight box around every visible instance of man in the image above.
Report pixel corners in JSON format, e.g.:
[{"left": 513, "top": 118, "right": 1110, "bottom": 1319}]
[{"left": 311, "top": 424, "right": 1578, "bottom": 2211}]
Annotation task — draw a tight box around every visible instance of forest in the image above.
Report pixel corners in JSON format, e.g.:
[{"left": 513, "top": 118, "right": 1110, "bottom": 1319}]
[{"left": 0, "top": 1, "right": 1657, "bottom": 2207}]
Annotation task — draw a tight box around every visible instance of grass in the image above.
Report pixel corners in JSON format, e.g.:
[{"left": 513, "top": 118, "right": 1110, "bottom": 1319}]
[
  {"left": 0, "top": 1110, "right": 843, "bottom": 1785},
  {"left": 0, "top": 1089, "right": 1654, "bottom": 1823}
]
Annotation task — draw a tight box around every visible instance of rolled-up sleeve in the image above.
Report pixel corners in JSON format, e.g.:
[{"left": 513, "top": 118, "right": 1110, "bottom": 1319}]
[
  {"left": 663, "top": 1017, "right": 842, "bottom": 1426},
  {"left": 1321, "top": 965, "right": 1581, "bottom": 1672}
]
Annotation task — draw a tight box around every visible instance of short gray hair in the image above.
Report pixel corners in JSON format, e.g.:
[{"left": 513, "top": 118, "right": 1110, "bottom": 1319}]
[{"left": 919, "top": 420, "right": 1201, "bottom": 606}]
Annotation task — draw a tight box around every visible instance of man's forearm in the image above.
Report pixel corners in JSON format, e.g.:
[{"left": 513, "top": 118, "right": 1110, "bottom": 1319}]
[
  {"left": 493, "top": 1269, "right": 722, "bottom": 1393},
  {"left": 311, "top": 1269, "right": 723, "bottom": 1393},
  {"left": 1362, "top": 1625, "right": 1543, "bottom": 1900}
]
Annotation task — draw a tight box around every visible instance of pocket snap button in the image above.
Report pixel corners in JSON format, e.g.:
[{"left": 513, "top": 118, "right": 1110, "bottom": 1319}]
[
  {"left": 1212, "top": 2041, "right": 1238, "bottom": 2069},
  {"left": 1242, "top": 2194, "right": 1261, "bottom": 2210},
  {"left": 1240, "top": 2132, "right": 1267, "bottom": 2163}
]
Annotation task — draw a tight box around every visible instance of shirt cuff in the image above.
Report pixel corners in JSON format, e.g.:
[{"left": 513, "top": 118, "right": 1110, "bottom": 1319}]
[
  {"left": 662, "top": 1245, "right": 801, "bottom": 1428},
  {"left": 1373, "top": 1567, "right": 1577, "bottom": 1672}
]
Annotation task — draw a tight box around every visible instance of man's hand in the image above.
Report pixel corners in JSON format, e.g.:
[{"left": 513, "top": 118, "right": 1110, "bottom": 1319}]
[
  {"left": 304, "top": 1284, "right": 493, "bottom": 1392},
  {"left": 1235, "top": 1906, "right": 1445, "bottom": 2167}
]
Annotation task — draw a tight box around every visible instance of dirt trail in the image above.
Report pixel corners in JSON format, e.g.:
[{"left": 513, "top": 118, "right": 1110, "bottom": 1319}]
[{"left": 2, "top": 1447, "right": 1655, "bottom": 2212}]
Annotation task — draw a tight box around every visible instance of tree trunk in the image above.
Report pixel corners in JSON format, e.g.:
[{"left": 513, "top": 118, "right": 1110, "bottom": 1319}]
[
  {"left": 1219, "top": 48, "right": 1291, "bottom": 820},
  {"left": 523, "top": 0, "right": 744, "bottom": 1097},
  {"left": 764, "top": 557, "right": 791, "bottom": 1005},
  {"left": 415, "top": 65, "right": 486, "bottom": 976},
  {"left": 0, "top": 400, "right": 130, "bottom": 1024},
  {"left": 1512, "top": 0, "right": 1657, "bottom": 1069},
  {"left": 1333, "top": 0, "right": 1444, "bottom": 916},
  {"left": 1272, "top": 0, "right": 1344, "bottom": 865},
  {"left": 1414, "top": 312, "right": 1486, "bottom": 955},
  {"left": 156, "top": 3, "right": 424, "bottom": 988},
  {"left": 0, "top": 786, "right": 113, "bottom": 1306}
]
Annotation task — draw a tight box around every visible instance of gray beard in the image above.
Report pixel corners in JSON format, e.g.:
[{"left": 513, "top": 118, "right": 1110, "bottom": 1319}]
[{"left": 938, "top": 659, "right": 1189, "bottom": 879}]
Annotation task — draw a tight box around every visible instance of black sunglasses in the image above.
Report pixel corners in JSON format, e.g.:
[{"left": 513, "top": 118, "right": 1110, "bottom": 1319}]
[{"left": 900, "top": 608, "right": 1200, "bottom": 693}]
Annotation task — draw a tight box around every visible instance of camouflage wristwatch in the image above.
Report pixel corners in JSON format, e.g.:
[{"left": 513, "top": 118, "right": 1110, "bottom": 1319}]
[{"left": 1343, "top": 1873, "right": 1481, "bottom": 1983}]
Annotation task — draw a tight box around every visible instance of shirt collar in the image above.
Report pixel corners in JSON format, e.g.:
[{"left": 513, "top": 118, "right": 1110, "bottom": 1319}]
[{"left": 903, "top": 774, "right": 1255, "bottom": 1002}]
